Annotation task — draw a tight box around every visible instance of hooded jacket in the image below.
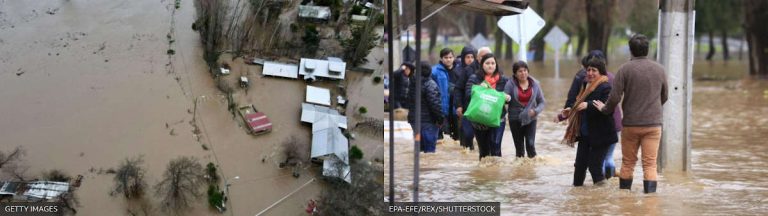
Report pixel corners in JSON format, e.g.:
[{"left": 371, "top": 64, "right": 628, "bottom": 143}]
[
  {"left": 407, "top": 63, "right": 444, "bottom": 124},
  {"left": 453, "top": 46, "right": 479, "bottom": 110}
]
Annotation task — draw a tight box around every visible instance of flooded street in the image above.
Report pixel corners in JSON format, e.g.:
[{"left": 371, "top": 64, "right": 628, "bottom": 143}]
[
  {"left": 385, "top": 59, "right": 768, "bottom": 214},
  {"left": 0, "top": 0, "right": 388, "bottom": 215}
]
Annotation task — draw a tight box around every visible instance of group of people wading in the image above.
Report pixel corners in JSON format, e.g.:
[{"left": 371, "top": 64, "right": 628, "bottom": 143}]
[{"left": 391, "top": 34, "right": 667, "bottom": 193}]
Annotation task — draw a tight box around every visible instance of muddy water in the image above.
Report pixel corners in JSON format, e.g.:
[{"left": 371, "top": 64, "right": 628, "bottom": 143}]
[
  {"left": 0, "top": 0, "right": 377, "bottom": 215},
  {"left": 385, "top": 59, "right": 768, "bottom": 214}
]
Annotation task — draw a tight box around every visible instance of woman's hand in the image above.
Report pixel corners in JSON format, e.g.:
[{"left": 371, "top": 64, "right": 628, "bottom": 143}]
[
  {"left": 554, "top": 108, "right": 571, "bottom": 123},
  {"left": 592, "top": 100, "right": 605, "bottom": 111},
  {"left": 575, "top": 102, "right": 588, "bottom": 111},
  {"left": 528, "top": 109, "right": 536, "bottom": 117},
  {"left": 505, "top": 94, "right": 511, "bottom": 102}
]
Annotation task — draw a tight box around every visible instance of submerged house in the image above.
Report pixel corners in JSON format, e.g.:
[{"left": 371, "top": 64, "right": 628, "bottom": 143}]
[
  {"left": 262, "top": 61, "right": 299, "bottom": 79},
  {"left": 298, "top": 5, "right": 331, "bottom": 21},
  {"left": 0, "top": 181, "right": 70, "bottom": 201},
  {"left": 299, "top": 57, "right": 347, "bottom": 81},
  {"left": 301, "top": 103, "right": 350, "bottom": 183}
]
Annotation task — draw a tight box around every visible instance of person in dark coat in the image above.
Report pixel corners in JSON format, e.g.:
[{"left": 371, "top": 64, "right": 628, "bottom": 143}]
[
  {"left": 504, "top": 61, "right": 545, "bottom": 158},
  {"left": 450, "top": 46, "right": 476, "bottom": 143},
  {"left": 392, "top": 62, "right": 415, "bottom": 110},
  {"left": 559, "top": 50, "right": 623, "bottom": 179},
  {"left": 559, "top": 57, "right": 618, "bottom": 186},
  {"left": 407, "top": 61, "right": 444, "bottom": 153},
  {"left": 454, "top": 46, "right": 491, "bottom": 150},
  {"left": 465, "top": 54, "right": 511, "bottom": 159}
]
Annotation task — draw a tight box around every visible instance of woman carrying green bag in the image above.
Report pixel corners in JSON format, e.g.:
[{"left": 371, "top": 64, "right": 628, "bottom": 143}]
[{"left": 465, "top": 54, "right": 512, "bottom": 160}]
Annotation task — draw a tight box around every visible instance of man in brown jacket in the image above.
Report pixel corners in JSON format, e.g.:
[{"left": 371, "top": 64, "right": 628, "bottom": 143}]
[{"left": 593, "top": 34, "right": 668, "bottom": 193}]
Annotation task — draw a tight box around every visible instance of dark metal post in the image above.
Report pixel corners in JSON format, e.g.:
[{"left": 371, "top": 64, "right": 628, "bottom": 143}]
[
  {"left": 387, "top": 0, "right": 395, "bottom": 204},
  {"left": 413, "top": 0, "right": 422, "bottom": 203}
]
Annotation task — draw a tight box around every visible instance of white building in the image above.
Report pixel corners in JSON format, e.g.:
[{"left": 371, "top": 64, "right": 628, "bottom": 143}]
[
  {"left": 299, "top": 57, "right": 347, "bottom": 81},
  {"left": 301, "top": 102, "right": 350, "bottom": 183},
  {"left": 262, "top": 61, "right": 299, "bottom": 79}
]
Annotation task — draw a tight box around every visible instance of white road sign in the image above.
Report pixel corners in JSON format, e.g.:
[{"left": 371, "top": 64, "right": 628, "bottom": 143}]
[
  {"left": 497, "top": 8, "right": 545, "bottom": 62},
  {"left": 544, "top": 26, "right": 569, "bottom": 50},
  {"left": 497, "top": 7, "right": 545, "bottom": 45}
]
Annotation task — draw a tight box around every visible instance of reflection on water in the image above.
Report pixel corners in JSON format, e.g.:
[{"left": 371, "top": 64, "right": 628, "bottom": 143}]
[{"left": 385, "top": 60, "right": 768, "bottom": 214}]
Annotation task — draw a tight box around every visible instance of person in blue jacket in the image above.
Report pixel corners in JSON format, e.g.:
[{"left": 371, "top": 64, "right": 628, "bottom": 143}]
[{"left": 431, "top": 48, "right": 455, "bottom": 140}]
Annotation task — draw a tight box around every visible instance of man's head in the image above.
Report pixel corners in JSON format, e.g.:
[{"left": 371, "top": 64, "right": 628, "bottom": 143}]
[
  {"left": 477, "top": 47, "right": 492, "bottom": 60},
  {"left": 629, "top": 34, "right": 650, "bottom": 57},
  {"left": 439, "top": 48, "right": 455, "bottom": 69},
  {"left": 460, "top": 46, "right": 476, "bottom": 66}
]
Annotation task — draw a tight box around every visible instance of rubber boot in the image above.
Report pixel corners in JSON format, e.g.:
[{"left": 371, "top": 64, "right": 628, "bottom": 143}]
[
  {"left": 643, "top": 180, "right": 657, "bottom": 193},
  {"left": 619, "top": 178, "right": 632, "bottom": 190},
  {"left": 605, "top": 167, "right": 615, "bottom": 180}
]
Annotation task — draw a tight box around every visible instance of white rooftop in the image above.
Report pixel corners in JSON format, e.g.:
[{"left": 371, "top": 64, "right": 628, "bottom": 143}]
[
  {"left": 299, "top": 58, "right": 346, "bottom": 80},
  {"left": 262, "top": 61, "right": 299, "bottom": 79},
  {"left": 306, "top": 85, "right": 332, "bottom": 106},
  {"left": 23, "top": 181, "right": 69, "bottom": 200}
]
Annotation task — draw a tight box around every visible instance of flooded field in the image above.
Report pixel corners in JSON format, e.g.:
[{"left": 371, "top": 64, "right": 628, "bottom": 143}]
[
  {"left": 385, "top": 58, "right": 768, "bottom": 214},
  {"left": 1, "top": 0, "right": 383, "bottom": 215}
]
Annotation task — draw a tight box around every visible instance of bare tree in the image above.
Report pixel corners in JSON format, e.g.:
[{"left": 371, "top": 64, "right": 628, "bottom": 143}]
[
  {"left": 155, "top": 156, "right": 206, "bottom": 215},
  {"left": 0, "top": 146, "right": 28, "bottom": 181},
  {"left": 113, "top": 156, "right": 147, "bottom": 199},
  {"left": 0, "top": 146, "right": 24, "bottom": 169}
]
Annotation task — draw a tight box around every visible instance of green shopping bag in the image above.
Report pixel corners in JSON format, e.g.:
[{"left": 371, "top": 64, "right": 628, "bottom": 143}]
[{"left": 464, "top": 83, "right": 506, "bottom": 127}]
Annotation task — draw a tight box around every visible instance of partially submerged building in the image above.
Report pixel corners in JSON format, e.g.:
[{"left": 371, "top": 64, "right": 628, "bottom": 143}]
[
  {"left": 305, "top": 85, "right": 332, "bottom": 106},
  {"left": 0, "top": 181, "right": 70, "bottom": 201},
  {"left": 262, "top": 61, "right": 299, "bottom": 79},
  {"left": 299, "top": 57, "right": 347, "bottom": 81},
  {"left": 301, "top": 103, "right": 350, "bottom": 183},
  {"left": 298, "top": 5, "right": 331, "bottom": 21}
]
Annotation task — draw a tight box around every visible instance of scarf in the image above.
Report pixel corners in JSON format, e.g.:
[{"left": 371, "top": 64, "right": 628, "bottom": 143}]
[
  {"left": 484, "top": 74, "right": 500, "bottom": 89},
  {"left": 562, "top": 75, "right": 608, "bottom": 147}
]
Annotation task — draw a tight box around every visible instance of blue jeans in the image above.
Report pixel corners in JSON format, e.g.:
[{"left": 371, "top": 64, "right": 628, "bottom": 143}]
[
  {"left": 491, "top": 122, "right": 506, "bottom": 157},
  {"left": 603, "top": 142, "right": 617, "bottom": 177},
  {"left": 460, "top": 118, "right": 475, "bottom": 150},
  {"left": 411, "top": 123, "right": 439, "bottom": 153},
  {"left": 509, "top": 119, "right": 538, "bottom": 158}
]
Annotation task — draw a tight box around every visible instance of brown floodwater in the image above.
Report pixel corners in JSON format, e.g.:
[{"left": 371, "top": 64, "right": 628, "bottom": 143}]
[
  {"left": 385, "top": 58, "right": 768, "bottom": 215},
  {"left": 1, "top": 0, "right": 384, "bottom": 215}
]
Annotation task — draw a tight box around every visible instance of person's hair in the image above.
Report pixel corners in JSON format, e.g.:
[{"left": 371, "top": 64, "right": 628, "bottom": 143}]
[
  {"left": 629, "top": 34, "right": 649, "bottom": 57},
  {"left": 419, "top": 61, "right": 432, "bottom": 77},
  {"left": 583, "top": 50, "right": 607, "bottom": 66},
  {"left": 478, "top": 53, "right": 499, "bottom": 76},
  {"left": 439, "top": 48, "right": 454, "bottom": 58},
  {"left": 585, "top": 57, "right": 607, "bottom": 76},
  {"left": 477, "top": 47, "right": 492, "bottom": 58},
  {"left": 512, "top": 61, "right": 529, "bottom": 75},
  {"left": 401, "top": 62, "right": 415, "bottom": 71}
]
